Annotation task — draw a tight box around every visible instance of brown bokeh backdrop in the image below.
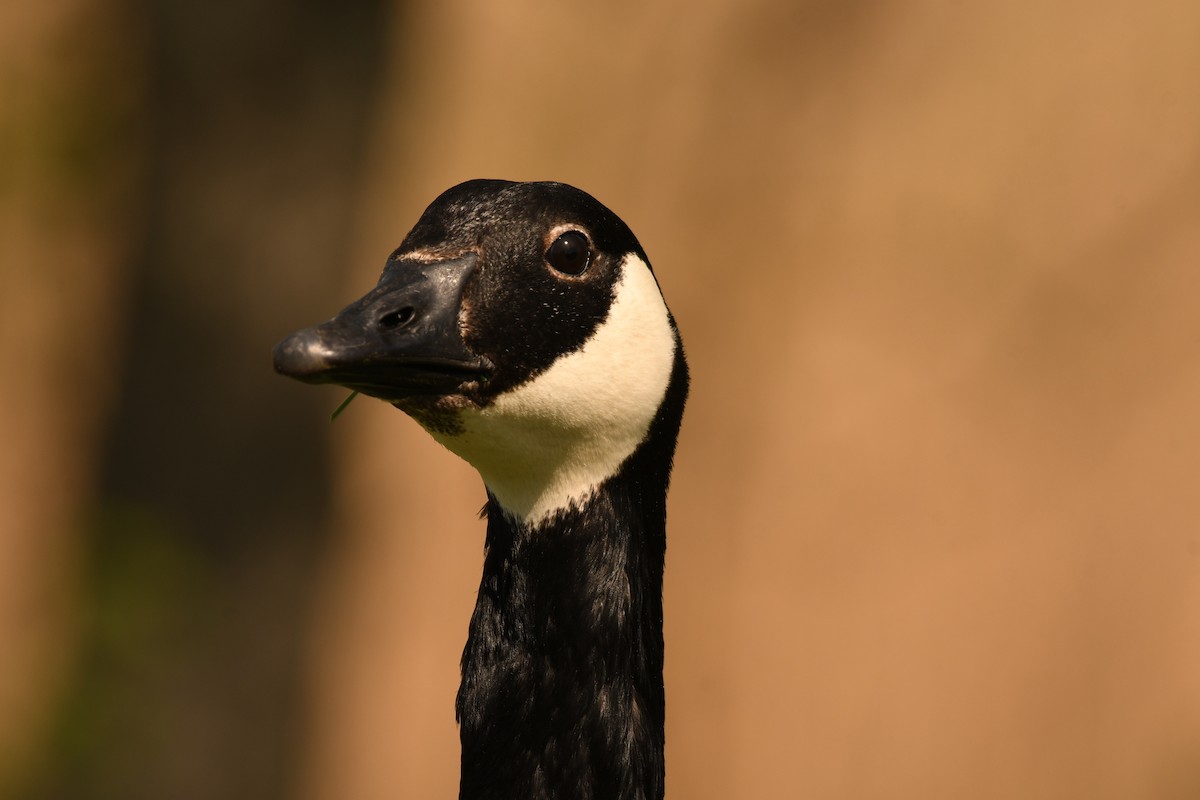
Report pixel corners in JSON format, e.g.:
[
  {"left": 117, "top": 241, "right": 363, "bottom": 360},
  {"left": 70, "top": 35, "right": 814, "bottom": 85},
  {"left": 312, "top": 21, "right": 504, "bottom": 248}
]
[{"left": 3, "top": 1, "right": 1199, "bottom": 798}]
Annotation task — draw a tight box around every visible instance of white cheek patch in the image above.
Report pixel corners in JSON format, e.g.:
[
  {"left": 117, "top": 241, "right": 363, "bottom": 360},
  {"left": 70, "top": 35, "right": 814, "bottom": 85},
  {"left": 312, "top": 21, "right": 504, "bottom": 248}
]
[{"left": 427, "top": 254, "right": 676, "bottom": 527}]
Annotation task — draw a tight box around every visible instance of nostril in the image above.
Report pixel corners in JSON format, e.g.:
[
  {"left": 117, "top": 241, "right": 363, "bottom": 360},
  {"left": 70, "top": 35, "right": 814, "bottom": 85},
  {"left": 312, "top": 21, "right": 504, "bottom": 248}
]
[{"left": 379, "top": 307, "right": 415, "bottom": 330}]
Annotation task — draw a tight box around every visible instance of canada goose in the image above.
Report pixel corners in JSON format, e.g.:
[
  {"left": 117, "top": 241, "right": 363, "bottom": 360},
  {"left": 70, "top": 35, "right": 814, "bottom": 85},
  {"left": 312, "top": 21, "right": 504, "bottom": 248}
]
[{"left": 274, "top": 179, "right": 688, "bottom": 800}]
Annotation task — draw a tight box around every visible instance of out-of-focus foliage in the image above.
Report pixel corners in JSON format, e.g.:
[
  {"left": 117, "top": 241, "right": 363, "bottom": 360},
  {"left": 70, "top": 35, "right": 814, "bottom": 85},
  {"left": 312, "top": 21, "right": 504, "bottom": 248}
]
[{"left": 1, "top": 1, "right": 384, "bottom": 798}]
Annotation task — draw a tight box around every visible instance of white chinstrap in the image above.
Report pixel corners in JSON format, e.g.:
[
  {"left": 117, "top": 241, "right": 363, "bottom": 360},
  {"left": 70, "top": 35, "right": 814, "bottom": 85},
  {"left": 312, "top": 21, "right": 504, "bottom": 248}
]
[{"left": 429, "top": 254, "right": 676, "bottom": 526}]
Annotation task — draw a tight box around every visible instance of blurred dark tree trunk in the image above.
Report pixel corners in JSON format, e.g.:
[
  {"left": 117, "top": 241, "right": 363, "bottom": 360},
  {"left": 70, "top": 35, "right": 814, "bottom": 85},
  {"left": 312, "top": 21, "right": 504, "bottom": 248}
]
[{"left": 4, "top": 1, "right": 387, "bottom": 799}]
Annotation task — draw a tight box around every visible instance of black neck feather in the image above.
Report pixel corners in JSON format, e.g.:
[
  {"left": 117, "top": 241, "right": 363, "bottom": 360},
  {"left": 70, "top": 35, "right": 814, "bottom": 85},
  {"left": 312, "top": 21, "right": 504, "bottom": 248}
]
[{"left": 456, "top": 347, "right": 687, "bottom": 800}]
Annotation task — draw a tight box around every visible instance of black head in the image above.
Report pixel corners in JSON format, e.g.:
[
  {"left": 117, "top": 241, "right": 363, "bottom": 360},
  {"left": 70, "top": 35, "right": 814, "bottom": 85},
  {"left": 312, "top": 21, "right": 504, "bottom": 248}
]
[{"left": 274, "top": 179, "right": 686, "bottom": 524}]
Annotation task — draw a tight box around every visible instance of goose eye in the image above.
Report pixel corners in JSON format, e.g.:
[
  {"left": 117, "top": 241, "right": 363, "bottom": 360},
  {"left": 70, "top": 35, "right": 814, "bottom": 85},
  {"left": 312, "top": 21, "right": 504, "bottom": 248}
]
[{"left": 546, "top": 231, "right": 591, "bottom": 276}]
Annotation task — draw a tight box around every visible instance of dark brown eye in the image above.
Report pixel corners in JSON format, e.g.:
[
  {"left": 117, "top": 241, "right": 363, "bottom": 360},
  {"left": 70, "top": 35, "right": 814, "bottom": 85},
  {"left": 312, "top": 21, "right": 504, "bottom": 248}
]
[{"left": 546, "top": 231, "right": 591, "bottom": 276}]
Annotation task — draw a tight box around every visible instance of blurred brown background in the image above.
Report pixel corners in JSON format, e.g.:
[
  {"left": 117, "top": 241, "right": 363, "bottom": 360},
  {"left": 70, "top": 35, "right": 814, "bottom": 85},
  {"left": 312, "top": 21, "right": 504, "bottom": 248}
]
[{"left": 3, "top": 0, "right": 1199, "bottom": 798}]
